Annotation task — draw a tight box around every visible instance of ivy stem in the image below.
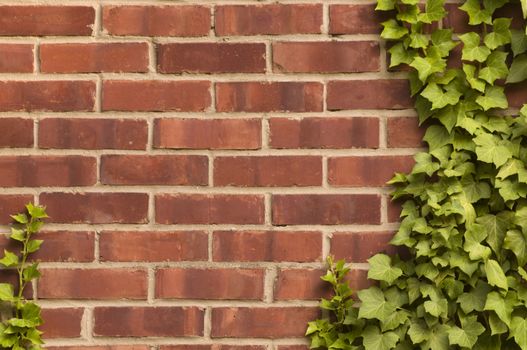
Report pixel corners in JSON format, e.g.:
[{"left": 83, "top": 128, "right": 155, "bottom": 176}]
[{"left": 15, "top": 217, "right": 32, "bottom": 318}]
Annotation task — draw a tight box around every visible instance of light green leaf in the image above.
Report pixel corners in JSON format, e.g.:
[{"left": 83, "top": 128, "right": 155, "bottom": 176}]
[
  {"left": 410, "top": 56, "right": 446, "bottom": 82},
  {"left": 362, "top": 326, "right": 399, "bottom": 350},
  {"left": 484, "top": 291, "right": 512, "bottom": 326},
  {"left": 367, "top": 254, "right": 403, "bottom": 284},
  {"left": 476, "top": 85, "right": 508, "bottom": 111},
  {"left": 507, "top": 54, "right": 527, "bottom": 83},
  {"left": 458, "top": 281, "right": 491, "bottom": 313},
  {"left": 421, "top": 83, "right": 462, "bottom": 110},
  {"left": 474, "top": 132, "right": 512, "bottom": 167},
  {"left": 0, "top": 283, "right": 14, "bottom": 301},
  {"left": 485, "top": 259, "right": 508, "bottom": 290},
  {"left": 463, "top": 64, "right": 486, "bottom": 92},
  {"left": 358, "top": 287, "right": 397, "bottom": 322},
  {"left": 447, "top": 316, "right": 485, "bottom": 348},
  {"left": 459, "top": 0, "right": 492, "bottom": 25},
  {"left": 388, "top": 43, "right": 416, "bottom": 67},
  {"left": 510, "top": 317, "right": 527, "bottom": 350},
  {"left": 477, "top": 213, "right": 510, "bottom": 254},
  {"left": 503, "top": 229, "right": 527, "bottom": 266},
  {"left": 418, "top": 0, "right": 446, "bottom": 23},
  {"left": 381, "top": 20, "right": 409, "bottom": 40},
  {"left": 0, "top": 250, "right": 18, "bottom": 267},
  {"left": 511, "top": 30, "right": 527, "bottom": 56},
  {"left": 431, "top": 29, "right": 458, "bottom": 57},
  {"left": 460, "top": 32, "right": 491, "bottom": 62},
  {"left": 483, "top": 18, "right": 512, "bottom": 49},
  {"left": 479, "top": 51, "right": 508, "bottom": 84},
  {"left": 376, "top": 0, "right": 396, "bottom": 11},
  {"left": 424, "top": 298, "right": 448, "bottom": 317}
]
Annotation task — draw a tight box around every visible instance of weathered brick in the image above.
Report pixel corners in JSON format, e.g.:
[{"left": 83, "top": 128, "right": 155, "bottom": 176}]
[
  {"left": 39, "top": 118, "right": 148, "bottom": 150},
  {"left": 101, "top": 155, "right": 208, "bottom": 185},
  {"left": 214, "top": 156, "right": 322, "bottom": 187},
  {"left": 40, "top": 192, "right": 149, "bottom": 224},
  {"left": 39, "top": 269, "right": 147, "bottom": 300},
  {"left": 0, "top": 118, "right": 33, "bottom": 148},
  {"left": 103, "top": 80, "right": 211, "bottom": 112},
  {"left": 40, "top": 308, "right": 83, "bottom": 339},
  {"left": 328, "top": 156, "right": 415, "bottom": 187},
  {"left": 0, "top": 194, "right": 33, "bottom": 224},
  {"left": 154, "top": 118, "right": 261, "bottom": 150},
  {"left": 211, "top": 307, "right": 319, "bottom": 338},
  {"left": 274, "top": 269, "right": 331, "bottom": 300},
  {"left": 156, "top": 194, "right": 264, "bottom": 225},
  {"left": 329, "top": 5, "right": 388, "bottom": 34},
  {"left": 93, "top": 307, "right": 204, "bottom": 337},
  {"left": 158, "top": 43, "right": 266, "bottom": 73},
  {"left": 330, "top": 232, "right": 399, "bottom": 262},
  {"left": 0, "top": 6, "right": 94, "bottom": 36},
  {"left": 99, "top": 231, "right": 208, "bottom": 262},
  {"left": 215, "top": 4, "right": 322, "bottom": 36},
  {"left": 273, "top": 41, "right": 380, "bottom": 73},
  {"left": 40, "top": 43, "right": 149, "bottom": 73},
  {"left": 103, "top": 5, "right": 210, "bottom": 36},
  {"left": 387, "top": 117, "right": 425, "bottom": 148},
  {"left": 0, "top": 81, "right": 95, "bottom": 112},
  {"left": 216, "top": 82, "right": 323, "bottom": 112},
  {"left": 0, "top": 44, "right": 33, "bottom": 72},
  {"left": 213, "top": 230, "right": 322, "bottom": 262},
  {"left": 156, "top": 268, "right": 264, "bottom": 300},
  {"left": 269, "top": 117, "right": 379, "bottom": 149},
  {"left": 327, "top": 80, "right": 412, "bottom": 110},
  {"left": 0, "top": 156, "right": 96, "bottom": 187}
]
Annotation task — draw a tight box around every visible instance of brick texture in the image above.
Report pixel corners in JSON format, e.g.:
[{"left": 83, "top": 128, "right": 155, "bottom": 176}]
[{"left": 0, "top": 0, "right": 437, "bottom": 347}]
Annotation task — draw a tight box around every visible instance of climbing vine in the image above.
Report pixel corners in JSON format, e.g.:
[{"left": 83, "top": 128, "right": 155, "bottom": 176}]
[
  {"left": 0, "top": 204, "right": 47, "bottom": 350},
  {"left": 307, "top": 0, "right": 527, "bottom": 349}
]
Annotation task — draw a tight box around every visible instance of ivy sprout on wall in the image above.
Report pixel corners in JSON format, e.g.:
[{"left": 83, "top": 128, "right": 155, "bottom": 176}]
[{"left": 307, "top": 0, "right": 527, "bottom": 349}]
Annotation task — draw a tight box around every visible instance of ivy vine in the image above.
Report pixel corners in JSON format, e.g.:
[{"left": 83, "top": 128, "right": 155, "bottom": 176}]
[
  {"left": 0, "top": 204, "right": 47, "bottom": 350},
  {"left": 307, "top": 0, "right": 527, "bottom": 349}
]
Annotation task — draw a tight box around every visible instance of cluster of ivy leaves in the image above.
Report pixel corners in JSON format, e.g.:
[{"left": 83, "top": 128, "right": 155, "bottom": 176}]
[
  {"left": 0, "top": 204, "right": 47, "bottom": 349},
  {"left": 307, "top": 0, "right": 527, "bottom": 349}
]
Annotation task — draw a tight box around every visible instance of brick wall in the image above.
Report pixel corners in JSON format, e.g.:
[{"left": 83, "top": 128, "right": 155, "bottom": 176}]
[{"left": 0, "top": 2, "right": 424, "bottom": 349}]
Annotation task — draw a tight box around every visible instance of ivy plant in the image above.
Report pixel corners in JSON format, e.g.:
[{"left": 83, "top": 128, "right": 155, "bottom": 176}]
[
  {"left": 0, "top": 203, "right": 47, "bottom": 349},
  {"left": 307, "top": 0, "right": 527, "bottom": 349}
]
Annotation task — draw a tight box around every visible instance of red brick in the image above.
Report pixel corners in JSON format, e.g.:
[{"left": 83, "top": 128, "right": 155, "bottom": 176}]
[
  {"left": 274, "top": 269, "right": 331, "bottom": 300},
  {"left": 39, "top": 118, "right": 148, "bottom": 150},
  {"left": 211, "top": 307, "right": 319, "bottom": 338},
  {"left": 156, "top": 268, "right": 264, "bottom": 300},
  {"left": 269, "top": 117, "right": 379, "bottom": 149},
  {"left": 154, "top": 118, "right": 261, "bottom": 150},
  {"left": 0, "top": 118, "right": 33, "bottom": 148},
  {"left": 0, "top": 270, "right": 32, "bottom": 297},
  {"left": 214, "top": 156, "right": 322, "bottom": 187},
  {"left": 388, "top": 199, "right": 402, "bottom": 223},
  {"left": 0, "top": 156, "right": 96, "bottom": 187},
  {"left": 40, "top": 308, "right": 83, "bottom": 339},
  {"left": 40, "top": 192, "right": 149, "bottom": 224},
  {"left": 0, "top": 44, "right": 33, "bottom": 72},
  {"left": 0, "top": 81, "right": 95, "bottom": 112},
  {"left": 327, "top": 80, "right": 412, "bottom": 110},
  {"left": 0, "top": 194, "right": 33, "bottom": 224},
  {"left": 47, "top": 347, "right": 149, "bottom": 350},
  {"left": 103, "top": 5, "right": 210, "bottom": 37},
  {"left": 213, "top": 230, "right": 322, "bottom": 262},
  {"left": 506, "top": 81, "right": 527, "bottom": 108},
  {"left": 346, "top": 269, "right": 374, "bottom": 292},
  {"left": 328, "top": 156, "right": 415, "bottom": 187},
  {"left": 101, "top": 155, "right": 208, "bottom": 185},
  {"left": 387, "top": 117, "right": 425, "bottom": 148},
  {"left": 443, "top": 4, "right": 474, "bottom": 33},
  {"left": 330, "top": 232, "right": 398, "bottom": 262},
  {"left": 272, "top": 195, "right": 381, "bottom": 225},
  {"left": 156, "top": 194, "right": 264, "bottom": 225},
  {"left": 158, "top": 43, "right": 266, "bottom": 73},
  {"left": 0, "top": 231, "right": 94, "bottom": 262},
  {"left": 273, "top": 41, "right": 380, "bottom": 73},
  {"left": 39, "top": 269, "right": 147, "bottom": 300},
  {"left": 103, "top": 80, "right": 211, "bottom": 112},
  {"left": 93, "top": 307, "right": 204, "bottom": 337},
  {"left": 40, "top": 43, "right": 149, "bottom": 73},
  {"left": 329, "top": 5, "right": 388, "bottom": 34},
  {"left": 161, "top": 346, "right": 265, "bottom": 350},
  {"left": 99, "top": 231, "right": 208, "bottom": 262},
  {"left": 216, "top": 82, "right": 323, "bottom": 112},
  {"left": 0, "top": 6, "right": 94, "bottom": 36},
  {"left": 215, "top": 4, "right": 322, "bottom": 36}
]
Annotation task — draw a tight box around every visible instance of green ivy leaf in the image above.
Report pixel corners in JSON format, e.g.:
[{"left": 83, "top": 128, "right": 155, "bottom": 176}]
[
  {"left": 474, "top": 133, "right": 512, "bottom": 167},
  {"left": 484, "top": 259, "right": 508, "bottom": 290},
  {"left": 460, "top": 32, "right": 491, "bottom": 62},
  {"left": 476, "top": 86, "right": 508, "bottom": 111},
  {"left": 511, "top": 30, "right": 527, "bottom": 57},
  {"left": 418, "top": 0, "right": 446, "bottom": 23},
  {"left": 362, "top": 326, "right": 399, "bottom": 350},
  {"left": 510, "top": 317, "right": 527, "bottom": 349},
  {"left": 367, "top": 254, "right": 403, "bottom": 284},
  {"left": 447, "top": 316, "right": 485, "bottom": 348},
  {"left": 381, "top": 20, "right": 409, "bottom": 40},
  {"left": 458, "top": 281, "right": 491, "bottom": 313},
  {"left": 479, "top": 51, "right": 508, "bottom": 84},
  {"left": 506, "top": 54, "right": 527, "bottom": 84},
  {"left": 0, "top": 283, "right": 14, "bottom": 302},
  {"left": 421, "top": 83, "right": 462, "bottom": 110},
  {"left": 503, "top": 229, "right": 527, "bottom": 266},
  {"left": 410, "top": 56, "right": 446, "bottom": 82},
  {"left": 484, "top": 291, "right": 512, "bottom": 326},
  {"left": 459, "top": 0, "right": 492, "bottom": 25},
  {"left": 376, "top": 0, "right": 396, "bottom": 11},
  {"left": 483, "top": 18, "right": 512, "bottom": 50},
  {"left": 389, "top": 43, "right": 416, "bottom": 67},
  {"left": 463, "top": 64, "right": 486, "bottom": 92},
  {"left": 358, "top": 287, "right": 397, "bottom": 322},
  {"left": 0, "top": 250, "right": 19, "bottom": 267},
  {"left": 477, "top": 213, "right": 510, "bottom": 255}
]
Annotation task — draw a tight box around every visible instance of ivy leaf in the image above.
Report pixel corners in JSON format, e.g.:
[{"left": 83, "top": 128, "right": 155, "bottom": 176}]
[
  {"left": 367, "top": 254, "right": 403, "bottom": 284},
  {"left": 510, "top": 317, "right": 527, "bottom": 349},
  {"left": 381, "top": 20, "right": 409, "bottom": 39},
  {"left": 483, "top": 18, "right": 512, "bottom": 49},
  {"left": 458, "top": 281, "right": 491, "bottom": 313},
  {"left": 431, "top": 29, "right": 458, "bottom": 57},
  {"left": 418, "top": 0, "right": 446, "bottom": 23},
  {"left": 479, "top": 51, "right": 508, "bottom": 84},
  {"left": 503, "top": 229, "right": 527, "bottom": 266},
  {"left": 477, "top": 213, "right": 511, "bottom": 255},
  {"left": 459, "top": 0, "right": 492, "bottom": 25},
  {"left": 511, "top": 30, "right": 527, "bottom": 57},
  {"left": 376, "top": 0, "right": 396, "bottom": 11},
  {"left": 463, "top": 223, "right": 491, "bottom": 260},
  {"left": 506, "top": 54, "right": 527, "bottom": 84},
  {"left": 484, "top": 291, "right": 512, "bottom": 326},
  {"left": 447, "top": 316, "right": 485, "bottom": 348},
  {"left": 484, "top": 259, "right": 508, "bottom": 290},
  {"left": 26, "top": 240, "right": 43, "bottom": 254},
  {"left": 497, "top": 158, "right": 527, "bottom": 183},
  {"left": 474, "top": 133, "right": 512, "bottom": 167},
  {"left": 0, "top": 250, "right": 19, "bottom": 268},
  {"left": 10, "top": 213, "right": 28, "bottom": 224},
  {"left": 358, "top": 287, "right": 397, "bottom": 322},
  {"left": 409, "top": 33, "right": 429, "bottom": 49},
  {"left": 362, "top": 326, "right": 399, "bottom": 350},
  {"left": 388, "top": 43, "right": 416, "bottom": 67},
  {"left": 463, "top": 64, "right": 486, "bottom": 92},
  {"left": 421, "top": 83, "right": 462, "bottom": 110},
  {"left": 424, "top": 298, "right": 448, "bottom": 317},
  {"left": 489, "top": 313, "right": 508, "bottom": 335},
  {"left": 410, "top": 56, "right": 446, "bottom": 82},
  {"left": 0, "top": 283, "right": 14, "bottom": 302},
  {"left": 476, "top": 86, "right": 508, "bottom": 111},
  {"left": 460, "top": 32, "right": 491, "bottom": 62},
  {"left": 381, "top": 310, "right": 409, "bottom": 332}
]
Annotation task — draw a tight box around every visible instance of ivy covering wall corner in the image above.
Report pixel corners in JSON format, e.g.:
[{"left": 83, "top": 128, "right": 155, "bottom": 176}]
[{"left": 307, "top": 0, "right": 527, "bottom": 349}]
